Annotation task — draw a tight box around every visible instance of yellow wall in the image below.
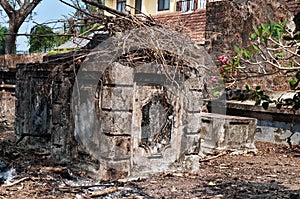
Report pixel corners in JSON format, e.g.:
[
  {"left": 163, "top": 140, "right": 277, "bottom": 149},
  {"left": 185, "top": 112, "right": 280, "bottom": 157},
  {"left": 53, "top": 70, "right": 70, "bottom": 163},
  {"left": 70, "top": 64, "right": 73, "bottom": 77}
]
[
  {"left": 143, "top": 0, "right": 156, "bottom": 15},
  {"left": 106, "top": 0, "right": 115, "bottom": 8},
  {"left": 105, "top": 0, "right": 178, "bottom": 16},
  {"left": 104, "top": 0, "right": 116, "bottom": 16}
]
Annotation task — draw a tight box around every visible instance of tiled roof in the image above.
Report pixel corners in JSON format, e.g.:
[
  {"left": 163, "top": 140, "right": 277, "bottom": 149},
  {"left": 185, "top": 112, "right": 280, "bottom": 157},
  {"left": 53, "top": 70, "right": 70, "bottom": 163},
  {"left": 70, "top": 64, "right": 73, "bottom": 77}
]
[
  {"left": 153, "top": 9, "right": 207, "bottom": 44},
  {"left": 55, "top": 31, "right": 109, "bottom": 50},
  {"left": 285, "top": 0, "right": 300, "bottom": 15},
  {"left": 55, "top": 37, "right": 91, "bottom": 50}
]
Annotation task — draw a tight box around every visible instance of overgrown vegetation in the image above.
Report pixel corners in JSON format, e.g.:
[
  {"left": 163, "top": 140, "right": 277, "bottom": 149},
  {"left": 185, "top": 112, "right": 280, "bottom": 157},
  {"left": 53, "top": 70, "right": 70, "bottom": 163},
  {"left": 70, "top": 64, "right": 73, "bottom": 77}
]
[
  {"left": 219, "top": 20, "right": 299, "bottom": 111},
  {"left": 218, "top": 19, "right": 300, "bottom": 147}
]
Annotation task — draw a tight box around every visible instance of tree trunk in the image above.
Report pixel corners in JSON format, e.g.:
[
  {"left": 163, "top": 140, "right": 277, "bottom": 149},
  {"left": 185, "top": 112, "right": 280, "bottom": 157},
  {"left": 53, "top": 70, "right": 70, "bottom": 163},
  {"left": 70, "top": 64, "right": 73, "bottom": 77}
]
[
  {"left": 6, "top": 20, "right": 19, "bottom": 54},
  {"left": 0, "top": 0, "right": 42, "bottom": 54}
]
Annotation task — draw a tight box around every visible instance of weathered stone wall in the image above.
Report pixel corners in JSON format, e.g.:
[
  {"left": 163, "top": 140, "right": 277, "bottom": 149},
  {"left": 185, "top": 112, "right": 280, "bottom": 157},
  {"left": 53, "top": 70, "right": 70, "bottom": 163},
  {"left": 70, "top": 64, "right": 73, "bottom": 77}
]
[
  {"left": 0, "top": 90, "right": 15, "bottom": 130},
  {"left": 0, "top": 53, "right": 46, "bottom": 68},
  {"left": 0, "top": 68, "right": 16, "bottom": 130},
  {"left": 0, "top": 53, "right": 47, "bottom": 131},
  {"left": 14, "top": 13, "right": 264, "bottom": 180},
  {"left": 14, "top": 27, "right": 208, "bottom": 180},
  {"left": 224, "top": 99, "right": 300, "bottom": 146},
  {"left": 205, "top": 0, "right": 296, "bottom": 91},
  {"left": 15, "top": 58, "right": 80, "bottom": 162},
  {"left": 15, "top": 50, "right": 257, "bottom": 180},
  {"left": 205, "top": 0, "right": 292, "bottom": 58},
  {"left": 15, "top": 53, "right": 206, "bottom": 178},
  {"left": 200, "top": 112, "right": 257, "bottom": 154}
]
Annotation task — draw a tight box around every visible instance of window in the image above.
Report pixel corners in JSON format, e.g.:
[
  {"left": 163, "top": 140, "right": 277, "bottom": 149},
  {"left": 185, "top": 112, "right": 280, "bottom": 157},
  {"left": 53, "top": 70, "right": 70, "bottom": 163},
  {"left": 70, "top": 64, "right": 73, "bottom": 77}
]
[
  {"left": 176, "top": 0, "right": 196, "bottom": 12},
  {"left": 117, "top": 0, "right": 126, "bottom": 12},
  {"left": 135, "top": 0, "right": 142, "bottom": 14},
  {"left": 158, "top": 0, "right": 170, "bottom": 11},
  {"left": 176, "top": 0, "right": 206, "bottom": 12}
]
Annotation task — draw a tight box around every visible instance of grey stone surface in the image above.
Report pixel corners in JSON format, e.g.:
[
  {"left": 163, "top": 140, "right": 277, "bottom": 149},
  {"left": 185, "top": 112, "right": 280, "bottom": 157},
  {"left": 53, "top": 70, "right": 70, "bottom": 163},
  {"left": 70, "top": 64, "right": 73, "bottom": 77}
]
[
  {"left": 101, "top": 86, "right": 133, "bottom": 110},
  {"left": 15, "top": 55, "right": 259, "bottom": 180},
  {"left": 0, "top": 91, "right": 15, "bottom": 129},
  {"left": 14, "top": 26, "right": 260, "bottom": 181},
  {"left": 224, "top": 100, "right": 300, "bottom": 145},
  {"left": 200, "top": 113, "right": 257, "bottom": 155},
  {"left": 101, "top": 111, "right": 132, "bottom": 135}
]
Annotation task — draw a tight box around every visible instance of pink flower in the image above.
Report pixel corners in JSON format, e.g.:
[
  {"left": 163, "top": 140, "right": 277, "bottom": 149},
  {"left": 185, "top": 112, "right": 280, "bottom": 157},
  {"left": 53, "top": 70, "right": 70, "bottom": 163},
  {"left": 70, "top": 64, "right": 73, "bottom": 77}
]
[
  {"left": 211, "top": 76, "right": 217, "bottom": 83},
  {"left": 219, "top": 55, "right": 229, "bottom": 65}
]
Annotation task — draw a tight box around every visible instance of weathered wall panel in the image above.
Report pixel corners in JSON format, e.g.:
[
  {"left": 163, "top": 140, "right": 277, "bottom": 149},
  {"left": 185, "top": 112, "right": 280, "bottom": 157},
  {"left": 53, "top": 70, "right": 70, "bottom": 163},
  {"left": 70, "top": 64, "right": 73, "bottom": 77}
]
[
  {"left": 0, "top": 53, "right": 46, "bottom": 68},
  {"left": 15, "top": 61, "right": 79, "bottom": 160},
  {"left": 0, "top": 90, "right": 15, "bottom": 130},
  {"left": 205, "top": 0, "right": 297, "bottom": 91}
]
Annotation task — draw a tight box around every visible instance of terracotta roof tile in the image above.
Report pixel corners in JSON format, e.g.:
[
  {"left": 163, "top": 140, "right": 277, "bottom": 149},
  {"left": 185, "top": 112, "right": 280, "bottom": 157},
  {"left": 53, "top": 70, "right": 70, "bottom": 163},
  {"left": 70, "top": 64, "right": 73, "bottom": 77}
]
[{"left": 153, "top": 10, "right": 206, "bottom": 44}]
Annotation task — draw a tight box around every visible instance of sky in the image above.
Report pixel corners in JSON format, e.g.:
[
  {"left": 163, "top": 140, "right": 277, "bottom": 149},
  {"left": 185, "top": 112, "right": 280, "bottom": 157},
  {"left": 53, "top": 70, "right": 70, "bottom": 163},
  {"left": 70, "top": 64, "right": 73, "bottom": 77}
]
[{"left": 0, "top": 0, "right": 76, "bottom": 53}]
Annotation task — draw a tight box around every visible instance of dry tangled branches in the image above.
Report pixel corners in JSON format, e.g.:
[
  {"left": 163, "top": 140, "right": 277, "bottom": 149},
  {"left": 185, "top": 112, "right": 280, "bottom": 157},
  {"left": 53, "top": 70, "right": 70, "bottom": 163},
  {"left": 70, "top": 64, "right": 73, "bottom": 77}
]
[{"left": 56, "top": 0, "right": 217, "bottom": 86}]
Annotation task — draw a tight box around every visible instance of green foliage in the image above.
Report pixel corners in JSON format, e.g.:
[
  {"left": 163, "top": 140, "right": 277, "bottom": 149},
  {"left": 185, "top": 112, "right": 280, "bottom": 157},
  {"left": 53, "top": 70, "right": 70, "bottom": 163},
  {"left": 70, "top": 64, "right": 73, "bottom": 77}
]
[
  {"left": 245, "top": 83, "right": 251, "bottom": 91},
  {"left": 233, "top": 21, "right": 287, "bottom": 61},
  {"left": 251, "top": 71, "right": 300, "bottom": 113},
  {"left": 245, "top": 78, "right": 300, "bottom": 113},
  {"left": 246, "top": 85, "right": 273, "bottom": 110},
  {"left": 0, "top": 26, "right": 7, "bottom": 55},
  {"left": 218, "top": 20, "right": 300, "bottom": 113},
  {"left": 29, "top": 25, "right": 56, "bottom": 53},
  {"left": 29, "top": 25, "right": 69, "bottom": 53},
  {"left": 252, "top": 21, "right": 287, "bottom": 45},
  {"left": 218, "top": 20, "right": 298, "bottom": 84}
]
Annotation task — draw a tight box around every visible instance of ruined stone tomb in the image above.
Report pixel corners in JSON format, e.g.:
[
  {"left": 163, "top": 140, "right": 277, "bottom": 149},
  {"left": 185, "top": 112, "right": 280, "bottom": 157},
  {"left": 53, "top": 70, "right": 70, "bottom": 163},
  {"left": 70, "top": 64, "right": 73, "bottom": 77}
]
[{"left": 15, "top": 28, "right": 257, "bottom": 180}]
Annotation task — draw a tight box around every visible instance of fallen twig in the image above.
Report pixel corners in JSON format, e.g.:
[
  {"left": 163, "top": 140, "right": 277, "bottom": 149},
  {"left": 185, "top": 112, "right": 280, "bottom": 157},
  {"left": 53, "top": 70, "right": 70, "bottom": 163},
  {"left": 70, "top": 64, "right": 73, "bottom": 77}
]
[
  {"left": 2, "top": 177, "right": 31, "bottom": 187},
  {"left": 199, "top": 152, "right": 228, "bottom": 162},
  {"left": 89, "top": 187, "right": 118, "bottom": 197}
]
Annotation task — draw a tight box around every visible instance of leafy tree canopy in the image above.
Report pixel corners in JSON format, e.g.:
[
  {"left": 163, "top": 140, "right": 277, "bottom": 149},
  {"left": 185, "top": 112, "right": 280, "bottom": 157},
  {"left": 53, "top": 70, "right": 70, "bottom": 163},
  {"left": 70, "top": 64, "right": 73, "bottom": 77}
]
[
  {"left": 29, "top": 25, "right": 55, "bottom": 53},
  {"left": 0, "top": 26, "right": 8, "bottom": 55}
]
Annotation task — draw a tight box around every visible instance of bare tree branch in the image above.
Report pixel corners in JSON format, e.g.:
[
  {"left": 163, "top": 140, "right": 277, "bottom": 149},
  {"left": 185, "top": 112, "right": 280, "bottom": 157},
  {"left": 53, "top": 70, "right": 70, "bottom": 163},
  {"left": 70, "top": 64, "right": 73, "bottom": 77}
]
[
  {"left": 15, "top": 0, "right": 22, "bottom": 8},
  {"left": 81, "top": 0, "right": 128, "bottom": 17},
  {"left": 59, "top": 0, "right": 105, "bottom": 21},
  {"left": 0, "top": 0, "right": 42, "bottom": 53},
  {"left": 0, "top": 1, "right": 15, "bottom": 17}
]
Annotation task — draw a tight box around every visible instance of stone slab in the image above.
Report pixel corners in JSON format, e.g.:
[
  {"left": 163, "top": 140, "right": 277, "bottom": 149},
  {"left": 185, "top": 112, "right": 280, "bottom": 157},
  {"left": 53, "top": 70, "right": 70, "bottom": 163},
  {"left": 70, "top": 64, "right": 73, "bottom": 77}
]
[{"left": 200, "top": 113, "right": 257, "bottom": 154}]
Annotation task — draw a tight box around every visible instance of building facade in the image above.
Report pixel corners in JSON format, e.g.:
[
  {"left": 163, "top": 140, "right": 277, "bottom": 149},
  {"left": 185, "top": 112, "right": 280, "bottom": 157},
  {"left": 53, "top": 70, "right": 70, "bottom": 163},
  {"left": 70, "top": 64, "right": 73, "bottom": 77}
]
[
  {"left": 104, "top": 0, "right": 208, "bottom": 44},
  {"left": 105, "top": 0, "right": 207, "bottom": 15}
]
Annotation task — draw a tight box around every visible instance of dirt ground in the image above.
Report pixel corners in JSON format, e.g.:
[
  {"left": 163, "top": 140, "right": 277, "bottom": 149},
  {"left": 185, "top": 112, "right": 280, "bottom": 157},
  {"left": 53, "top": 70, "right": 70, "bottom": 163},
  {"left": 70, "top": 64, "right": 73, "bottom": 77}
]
[{"left": 0, "top": 130, "right": 299, "bottom": 199}]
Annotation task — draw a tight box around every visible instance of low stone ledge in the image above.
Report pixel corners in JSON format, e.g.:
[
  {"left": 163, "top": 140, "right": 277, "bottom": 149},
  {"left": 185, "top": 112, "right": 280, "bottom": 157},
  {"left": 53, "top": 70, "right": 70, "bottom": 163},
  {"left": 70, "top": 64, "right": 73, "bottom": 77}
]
[
  {"left": 208, "top": 98, "right": 300, "bottom": 146},
  {"left": 199, "top": 113, "right": 258, "bottom": 155}
]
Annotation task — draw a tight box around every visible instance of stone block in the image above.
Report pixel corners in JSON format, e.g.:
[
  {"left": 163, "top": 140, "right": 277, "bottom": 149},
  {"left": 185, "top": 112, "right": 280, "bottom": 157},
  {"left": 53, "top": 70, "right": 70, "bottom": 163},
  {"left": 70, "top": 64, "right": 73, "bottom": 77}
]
[
  {"left": 99, "top": 135, "right": 131, "bottom": 159},
  {"left": 185, "top": 112, "right": 202, "bottom": 133},
  {"left": 185, "top": 90, "right": 203, "bottom": 112},
  {"left": 101, "top": 86, "right": 133, "bottom": 110},
  {"left": 52, "top": 103, "right": 70, "bottom": 126},
  {"left": 184, "top": 134, "right": 201, "bottom": 155},
  {"left": 200, "top": 113, "right": 257, "bottom": 154},
  {"left": 102, "top": 62, "right": 134, "bottom": 85},
  {"left": 101, "top": 111, "right": 132, "bottom": 135}
]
